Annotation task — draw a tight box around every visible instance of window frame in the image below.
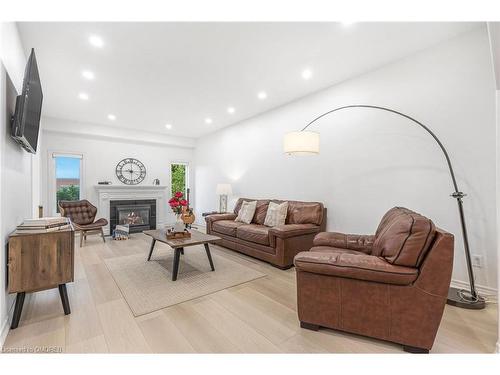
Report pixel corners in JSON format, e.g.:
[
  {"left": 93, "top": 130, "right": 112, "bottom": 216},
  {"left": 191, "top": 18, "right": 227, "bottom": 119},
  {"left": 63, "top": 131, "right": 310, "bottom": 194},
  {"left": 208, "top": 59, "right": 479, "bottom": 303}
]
[
  {"left": 169, "top": 161, "right": 190, "bottom": 197},
  {"left": 48, "top": 151, "right": 85, "bottom": 216}
]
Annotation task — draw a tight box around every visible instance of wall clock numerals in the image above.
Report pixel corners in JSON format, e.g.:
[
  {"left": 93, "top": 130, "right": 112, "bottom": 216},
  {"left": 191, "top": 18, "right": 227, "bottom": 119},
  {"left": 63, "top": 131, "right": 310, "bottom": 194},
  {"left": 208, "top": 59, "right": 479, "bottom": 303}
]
[{"left": 115, "top": 158, "right": 147, "bottom": 185}]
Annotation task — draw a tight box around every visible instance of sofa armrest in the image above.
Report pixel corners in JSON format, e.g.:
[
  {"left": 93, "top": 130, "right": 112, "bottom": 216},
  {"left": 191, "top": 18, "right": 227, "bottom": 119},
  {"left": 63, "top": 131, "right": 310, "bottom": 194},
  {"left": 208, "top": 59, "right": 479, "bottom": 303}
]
[
  {"left": 294, "top": 251, "right": 418, "bottom": 285},
  {"left": 269, "top": 224, "right": 320, "bottom": 239},
  {"left": 204, "top": 213, "right": 237, "bottom": 224},
  {"left": 313, "top": 232, "right": 375, "bottom": 254}
]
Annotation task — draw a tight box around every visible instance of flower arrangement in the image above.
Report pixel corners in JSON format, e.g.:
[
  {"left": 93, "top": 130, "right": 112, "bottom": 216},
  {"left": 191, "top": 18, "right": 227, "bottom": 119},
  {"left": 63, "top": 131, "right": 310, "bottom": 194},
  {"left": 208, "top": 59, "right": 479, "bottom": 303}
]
[{"left": 168, "top": 191, "right": 188, "bottom": 215}]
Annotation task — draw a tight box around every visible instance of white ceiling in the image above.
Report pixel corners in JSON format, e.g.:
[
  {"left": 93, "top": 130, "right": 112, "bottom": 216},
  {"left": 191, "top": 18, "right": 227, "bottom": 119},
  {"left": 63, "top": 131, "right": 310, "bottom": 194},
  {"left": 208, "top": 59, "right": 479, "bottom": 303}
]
[{"left": 17, "top": 22, "right": 480, "bottom": 138}]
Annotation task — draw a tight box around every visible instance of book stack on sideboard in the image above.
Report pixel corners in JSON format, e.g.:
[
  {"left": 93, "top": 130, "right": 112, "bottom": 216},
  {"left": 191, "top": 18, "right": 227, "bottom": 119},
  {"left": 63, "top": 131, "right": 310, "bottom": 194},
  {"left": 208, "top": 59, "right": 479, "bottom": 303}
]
[{"left": 16, "top": 216, "right": 71, "bottom": 234}]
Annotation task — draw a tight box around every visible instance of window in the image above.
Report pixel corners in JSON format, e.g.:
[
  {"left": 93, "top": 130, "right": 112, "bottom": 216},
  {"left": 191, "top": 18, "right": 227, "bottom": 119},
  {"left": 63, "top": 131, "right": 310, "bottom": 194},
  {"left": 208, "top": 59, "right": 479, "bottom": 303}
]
[
  {"left": 53, "top": 153, "right": 82, "bottom": 213},
  {"left": 170, "top": 162, "right": 189, "bottom": 196}
]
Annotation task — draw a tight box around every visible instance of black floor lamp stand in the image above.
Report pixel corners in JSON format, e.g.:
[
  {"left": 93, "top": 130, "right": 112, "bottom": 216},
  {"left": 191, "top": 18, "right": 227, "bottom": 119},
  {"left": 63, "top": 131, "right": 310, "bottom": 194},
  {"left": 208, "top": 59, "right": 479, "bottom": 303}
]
[{"left": 298, "top": 105, "right": 485, "bottom": 309}]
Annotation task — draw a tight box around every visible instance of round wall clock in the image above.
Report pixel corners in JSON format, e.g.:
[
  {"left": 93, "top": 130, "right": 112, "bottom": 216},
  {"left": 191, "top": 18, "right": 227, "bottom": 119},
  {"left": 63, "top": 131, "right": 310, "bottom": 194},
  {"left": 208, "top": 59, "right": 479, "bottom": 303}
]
[{"left": 115, "top": 158, "right": 147, "bottom": 185}]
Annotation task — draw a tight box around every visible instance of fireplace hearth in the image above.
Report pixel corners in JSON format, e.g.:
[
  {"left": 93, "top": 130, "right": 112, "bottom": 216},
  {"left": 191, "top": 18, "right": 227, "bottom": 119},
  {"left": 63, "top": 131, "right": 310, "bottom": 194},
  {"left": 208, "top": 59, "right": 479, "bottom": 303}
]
[{"left": 110, "top": 199, "right": 156, "bottom": 234}]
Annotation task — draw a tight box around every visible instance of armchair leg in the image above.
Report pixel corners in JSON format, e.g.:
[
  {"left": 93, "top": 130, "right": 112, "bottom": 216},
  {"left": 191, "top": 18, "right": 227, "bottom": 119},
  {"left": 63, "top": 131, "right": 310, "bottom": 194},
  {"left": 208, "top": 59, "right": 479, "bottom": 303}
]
[
  {"left": 101, "top": 228, "right": 106, "bottom": 243},
  {"left": 403, "top": 345, "right": 429, "bottom": 354},
  {"left": 300, "top": 321, "right": 320, "bottom": 331},
  {"left": 80, "top": 230, "right": 84, "bottom": 247}
]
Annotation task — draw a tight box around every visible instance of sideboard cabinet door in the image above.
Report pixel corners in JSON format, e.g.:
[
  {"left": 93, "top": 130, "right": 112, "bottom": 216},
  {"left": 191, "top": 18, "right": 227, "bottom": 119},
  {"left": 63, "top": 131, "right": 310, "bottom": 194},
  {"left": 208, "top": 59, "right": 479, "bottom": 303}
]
[{"left": 8, "top": 230, "right": 74, "bottom": 294}]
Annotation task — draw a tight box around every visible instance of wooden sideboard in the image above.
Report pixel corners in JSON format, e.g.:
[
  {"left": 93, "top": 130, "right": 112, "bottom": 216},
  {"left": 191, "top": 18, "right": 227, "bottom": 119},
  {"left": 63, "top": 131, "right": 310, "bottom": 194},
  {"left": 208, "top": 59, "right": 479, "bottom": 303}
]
[{"left": 8, "top": 227, "right": 75, "bottom": 329}]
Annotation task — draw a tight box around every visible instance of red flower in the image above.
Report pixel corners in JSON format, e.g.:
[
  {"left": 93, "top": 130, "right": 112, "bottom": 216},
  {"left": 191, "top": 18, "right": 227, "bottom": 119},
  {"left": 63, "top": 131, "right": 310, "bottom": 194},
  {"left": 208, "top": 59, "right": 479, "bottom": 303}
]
[
  {"left": 174, "top": 191, "right": 183, "bottom": 198},
  {"left": 170, "top": 201, "right": 180, "bottom": 207},
  {"left": 168, "top": 198, "right": 176, "bottom": 204},
  {"left": 180, "top": 199, "right": 188, "bottom": 206}
]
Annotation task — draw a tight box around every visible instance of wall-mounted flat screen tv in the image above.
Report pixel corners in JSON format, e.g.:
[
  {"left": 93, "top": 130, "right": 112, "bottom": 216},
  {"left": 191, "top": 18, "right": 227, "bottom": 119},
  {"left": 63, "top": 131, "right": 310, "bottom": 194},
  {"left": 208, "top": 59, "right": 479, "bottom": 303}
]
[{"left": 11, "top": 48, "right": 43, "bottom": 154}]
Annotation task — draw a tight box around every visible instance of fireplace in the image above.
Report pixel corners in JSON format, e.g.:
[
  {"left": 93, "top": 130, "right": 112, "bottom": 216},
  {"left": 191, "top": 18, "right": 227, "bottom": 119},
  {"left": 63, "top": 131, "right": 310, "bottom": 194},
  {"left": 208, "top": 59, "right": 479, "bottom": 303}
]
[{"left": 110, "top": 199, "right": 156, "bottom": 234}]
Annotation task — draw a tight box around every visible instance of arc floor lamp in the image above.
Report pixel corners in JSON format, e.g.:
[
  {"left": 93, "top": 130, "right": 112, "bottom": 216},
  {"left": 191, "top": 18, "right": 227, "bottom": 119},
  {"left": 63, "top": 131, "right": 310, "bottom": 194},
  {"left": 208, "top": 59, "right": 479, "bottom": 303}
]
[{"left": 284, "top": 104, "right": 485, "bottom": 309}]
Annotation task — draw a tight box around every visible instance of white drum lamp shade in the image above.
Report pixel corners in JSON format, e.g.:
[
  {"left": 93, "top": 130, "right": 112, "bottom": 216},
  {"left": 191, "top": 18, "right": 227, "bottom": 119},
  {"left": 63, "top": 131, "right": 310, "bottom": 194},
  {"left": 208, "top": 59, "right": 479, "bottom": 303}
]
[
  {"left": 283, "top": 131, "right": 320, "bottom": 155},
  {"left": 216, "top": 183, "right": 233, "bottom": 195}
]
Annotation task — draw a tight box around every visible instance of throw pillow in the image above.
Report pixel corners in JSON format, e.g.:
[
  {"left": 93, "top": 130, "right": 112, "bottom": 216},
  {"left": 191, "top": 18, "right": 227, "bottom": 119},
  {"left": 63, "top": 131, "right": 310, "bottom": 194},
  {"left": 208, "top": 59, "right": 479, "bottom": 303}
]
[
  {"left": 235, "top": 200, "right": 257, "bottom": 224},
  {"left": 264, "top": 201, "right": 288, "bottom": 227}
]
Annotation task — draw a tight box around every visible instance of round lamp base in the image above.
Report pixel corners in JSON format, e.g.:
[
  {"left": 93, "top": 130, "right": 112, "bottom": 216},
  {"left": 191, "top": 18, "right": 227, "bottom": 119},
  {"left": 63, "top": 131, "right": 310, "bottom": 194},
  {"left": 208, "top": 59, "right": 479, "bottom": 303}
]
[{"left": 446, "top": 287, "right": 486, "bottom": 310}]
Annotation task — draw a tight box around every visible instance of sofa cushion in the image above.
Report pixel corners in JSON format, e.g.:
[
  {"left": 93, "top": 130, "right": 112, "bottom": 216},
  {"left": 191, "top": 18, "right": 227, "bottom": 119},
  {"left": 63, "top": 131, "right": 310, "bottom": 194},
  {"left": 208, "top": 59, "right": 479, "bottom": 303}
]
[
  {"left": 294, "top": 251, "right": 418, "bottom": 285},
  {"left": 212, "top": 220, "right": 245, "bottom": 237},
  {"left": 74, "top": 218, "right": 108, "bottom": 230},
  {"left": 285, "top": 201, "right": 324, "bottom": 226},
  {"left": 372, "top": 207, "right": 436, "bottom": 267},
  {"left": 236, "top": 224, "right": 270, "bottom": 246},
  {"left": 252, "top": 200, "right": 270, "bottom": 225},
  {"left": 235, "top": 198, "right": 324, "bottom": 226},
  {"left": 309, "top": 246, "right": 365, "bottom": 256}
]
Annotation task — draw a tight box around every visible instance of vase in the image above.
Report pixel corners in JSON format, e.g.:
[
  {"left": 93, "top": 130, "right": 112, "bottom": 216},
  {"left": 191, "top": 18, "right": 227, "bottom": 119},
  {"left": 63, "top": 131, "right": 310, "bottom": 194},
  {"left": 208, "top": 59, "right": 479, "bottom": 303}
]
[{"left": 173, "top": 214, "right": 185, "bottom": 233}]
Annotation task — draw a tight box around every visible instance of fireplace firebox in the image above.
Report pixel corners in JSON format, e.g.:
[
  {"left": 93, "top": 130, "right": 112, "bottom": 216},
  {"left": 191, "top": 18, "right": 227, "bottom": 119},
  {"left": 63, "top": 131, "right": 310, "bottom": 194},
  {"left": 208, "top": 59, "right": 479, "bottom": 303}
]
[{"left": 110, "top": 199, "right": 156, "bottom": 234}]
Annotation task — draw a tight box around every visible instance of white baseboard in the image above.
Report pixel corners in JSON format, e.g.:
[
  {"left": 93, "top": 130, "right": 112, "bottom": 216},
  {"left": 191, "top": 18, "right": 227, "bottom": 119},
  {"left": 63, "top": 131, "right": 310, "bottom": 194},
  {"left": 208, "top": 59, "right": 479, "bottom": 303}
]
[{"left": 450, "top": 279, "right": 498, "bottom": 299}]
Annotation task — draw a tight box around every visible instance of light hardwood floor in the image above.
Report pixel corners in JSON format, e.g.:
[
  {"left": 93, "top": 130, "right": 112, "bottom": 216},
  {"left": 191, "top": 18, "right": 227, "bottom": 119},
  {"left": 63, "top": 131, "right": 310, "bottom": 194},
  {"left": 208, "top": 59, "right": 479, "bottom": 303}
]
[{"left": 2, "top": 233, "right": 498, "bottom": 353}]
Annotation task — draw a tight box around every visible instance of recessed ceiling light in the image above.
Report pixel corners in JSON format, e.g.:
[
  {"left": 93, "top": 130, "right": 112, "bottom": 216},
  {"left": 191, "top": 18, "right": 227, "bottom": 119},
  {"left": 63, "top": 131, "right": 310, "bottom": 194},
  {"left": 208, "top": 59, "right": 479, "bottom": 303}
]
[
  {"left": 302, "top": 68, "right": 313, "bottom": 80},
  {"left": 257, "top": 91, "right": 267, "bottom": 100},
  {"left": 227, "top": 107, "right": 235, "bottom": 114},
  {"left": 205, "top": 118, "right": 213, "bottom": 124},
  {"left": 165, "top": 123, "right": 172, "bottom": 129},
  {"left": 78, "top": 92, "right": 89, "bottom": 100},
  {"left": 82, "top": 70, "right": 95, "bottom": 80},
  {"left": 107, "top": 114, "right": 116, "bottom": 121},
  {"left": 88, "top": 35, "right": 104, "bottom": 48}
]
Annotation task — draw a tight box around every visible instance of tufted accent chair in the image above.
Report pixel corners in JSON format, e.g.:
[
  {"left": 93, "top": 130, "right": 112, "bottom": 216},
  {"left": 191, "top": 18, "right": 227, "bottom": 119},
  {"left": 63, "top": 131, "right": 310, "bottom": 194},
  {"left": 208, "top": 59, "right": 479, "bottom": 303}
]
[{"left": 58, "top": 200, "right": 108, "bottom": 247}]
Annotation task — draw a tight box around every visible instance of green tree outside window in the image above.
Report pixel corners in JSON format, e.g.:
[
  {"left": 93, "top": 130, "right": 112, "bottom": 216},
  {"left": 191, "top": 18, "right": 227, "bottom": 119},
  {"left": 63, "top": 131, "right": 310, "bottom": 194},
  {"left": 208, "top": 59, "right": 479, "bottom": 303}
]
[
  {"left": 56, "top": 185, "right": 80, "bottom": 213},
  {"left": 171, "top": 164, "right": 187, "bottom": 195}
]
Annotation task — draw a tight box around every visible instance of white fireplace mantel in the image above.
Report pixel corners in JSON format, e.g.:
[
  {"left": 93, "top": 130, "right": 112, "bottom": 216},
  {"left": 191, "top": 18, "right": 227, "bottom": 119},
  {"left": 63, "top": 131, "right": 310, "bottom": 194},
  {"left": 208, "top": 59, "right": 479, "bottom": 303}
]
[{"left": 94, "top": 185, "right": 170, "bottom": 235}]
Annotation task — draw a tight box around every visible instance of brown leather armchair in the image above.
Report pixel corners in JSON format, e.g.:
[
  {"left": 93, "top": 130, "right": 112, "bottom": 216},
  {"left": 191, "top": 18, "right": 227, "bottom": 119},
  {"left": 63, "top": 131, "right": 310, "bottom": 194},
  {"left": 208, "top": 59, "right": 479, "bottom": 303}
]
[
  {"left": 294, "top": 207, "right": 454, "bottom": 353},
  {"left": 58, "top": 200, "right": 108, "bottom": 247}
]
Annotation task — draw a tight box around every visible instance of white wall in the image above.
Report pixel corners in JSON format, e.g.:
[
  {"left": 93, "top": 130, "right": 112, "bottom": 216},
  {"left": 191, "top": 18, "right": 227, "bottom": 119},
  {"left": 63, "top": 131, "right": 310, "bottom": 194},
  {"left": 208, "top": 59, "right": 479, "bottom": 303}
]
[
  {"left": 194, "top": 27, "right": 497, "bottom": 291},
  {"left": 0, "top": 22, "right": 33, "bottom": 347},
  {"left": 496, "top": 90, "right": 500, "bottom": 353},
  {"left": 40, "top": 117, "right": 195, "bottom": 222},
  {"left": 487, "top": 22, "right": 500, "bottom": 353}
]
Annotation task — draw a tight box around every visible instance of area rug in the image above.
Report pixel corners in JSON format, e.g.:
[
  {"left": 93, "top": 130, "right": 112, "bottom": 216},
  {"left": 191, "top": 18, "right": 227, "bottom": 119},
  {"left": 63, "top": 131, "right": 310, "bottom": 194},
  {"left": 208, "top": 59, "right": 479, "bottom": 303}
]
[{"left": 104, "top": 246, "right": 266, "bottom": 316}]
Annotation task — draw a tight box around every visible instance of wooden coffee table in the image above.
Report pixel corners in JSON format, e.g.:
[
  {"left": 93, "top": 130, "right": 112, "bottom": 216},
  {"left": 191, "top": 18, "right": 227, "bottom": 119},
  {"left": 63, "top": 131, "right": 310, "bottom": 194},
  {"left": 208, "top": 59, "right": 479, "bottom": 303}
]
[{"left": 143, "top": 229, "right": 221, "bottom": 281}]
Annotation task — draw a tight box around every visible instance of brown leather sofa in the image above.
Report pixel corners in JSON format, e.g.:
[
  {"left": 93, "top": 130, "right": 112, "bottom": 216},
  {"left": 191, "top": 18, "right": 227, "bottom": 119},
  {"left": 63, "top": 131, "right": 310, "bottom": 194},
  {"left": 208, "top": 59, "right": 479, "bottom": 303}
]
[
  {"left": 59, "top": 200, "right": 108, "bottom": 247},
  {"left": 205, "top": 198, "right": 326, "bottom": 269},
  {"left": 294, "top": 207, "right": 454, "bottom": 353}
]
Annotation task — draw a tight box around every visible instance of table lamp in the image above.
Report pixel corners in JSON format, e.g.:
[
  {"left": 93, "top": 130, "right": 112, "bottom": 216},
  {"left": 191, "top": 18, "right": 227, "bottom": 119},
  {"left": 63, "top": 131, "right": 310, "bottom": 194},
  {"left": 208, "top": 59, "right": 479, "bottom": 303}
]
[{"left": 216, "top": 183, "right": 233, "bottom": 213}]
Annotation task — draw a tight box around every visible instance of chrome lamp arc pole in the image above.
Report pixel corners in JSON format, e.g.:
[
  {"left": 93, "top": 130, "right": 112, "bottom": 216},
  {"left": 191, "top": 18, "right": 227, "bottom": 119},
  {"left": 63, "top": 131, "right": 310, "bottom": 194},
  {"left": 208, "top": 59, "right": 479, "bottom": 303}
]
[{"left": 295, "top": 104, "right": 484, "bottom": 309}]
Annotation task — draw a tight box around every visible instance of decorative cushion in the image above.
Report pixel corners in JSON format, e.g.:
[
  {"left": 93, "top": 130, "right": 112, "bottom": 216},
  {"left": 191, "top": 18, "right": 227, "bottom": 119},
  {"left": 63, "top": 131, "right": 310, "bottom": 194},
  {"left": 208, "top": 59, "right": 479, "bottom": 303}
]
[
  {"left": 235, "top": 200, "right": 257, "bottom": 224},
  {"left": 264, "top": 201, "right": 288, "bottom": 227}
]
